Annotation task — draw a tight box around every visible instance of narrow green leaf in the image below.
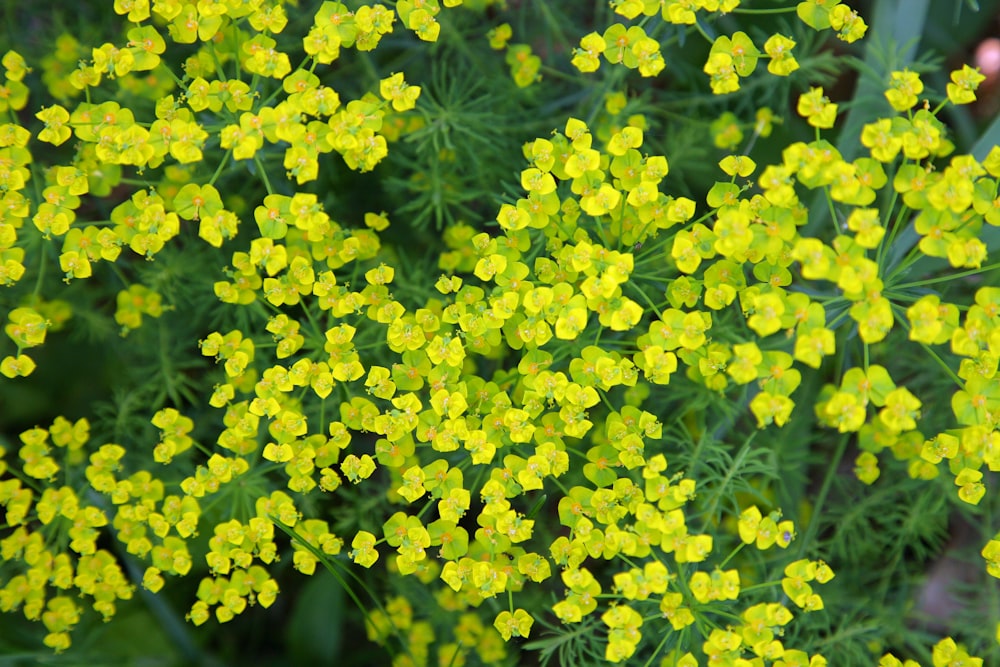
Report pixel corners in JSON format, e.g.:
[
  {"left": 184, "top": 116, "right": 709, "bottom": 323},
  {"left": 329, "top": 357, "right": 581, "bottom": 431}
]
[{"left": 286, "top": 573, "right": 345, "bottom": 666}]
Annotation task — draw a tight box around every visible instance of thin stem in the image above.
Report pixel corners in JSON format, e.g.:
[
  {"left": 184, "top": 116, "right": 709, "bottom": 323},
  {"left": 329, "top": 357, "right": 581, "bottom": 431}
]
[
  {"left": 253, "top": 154, "right": 275, "bottom": 195},
  {"left": 891, "top": 261, "right": 1000, "bottom": 290},
  {"left": 208, "top": 149, "right": 233, "bottom": 187},
  {"left": 731, "top": 7, "right": 798, "bottom": 14},
  {"left": 795, "top": 432, "right": 850, "bottom": 559}
]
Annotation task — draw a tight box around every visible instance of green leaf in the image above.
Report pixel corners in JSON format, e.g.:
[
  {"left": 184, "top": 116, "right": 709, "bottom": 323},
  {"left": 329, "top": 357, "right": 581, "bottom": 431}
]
[
  {"left": 286, "top": 572, "right": 345, "bottom": 666},
  {"left": 796, "top": 2, "right": 832, "bottom": 31}
]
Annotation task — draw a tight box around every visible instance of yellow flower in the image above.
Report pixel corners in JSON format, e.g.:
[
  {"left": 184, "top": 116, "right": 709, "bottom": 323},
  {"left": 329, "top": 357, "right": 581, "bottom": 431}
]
[
  {"left": 765, "top": 34, "right": 799, "bottom": 75},
  {"left": 350, "top": 531, "right": 379, "bottom": 567},
  {"left": 487, "top": 23, "right": 512, "bottom": 50},
  {"left": 885, "top": 70, "right": 923, "bottom": 112},
  {"left": 712, "top": 31, "right": 759, "bottom": 77},
  {"left": 829, "top": 4, "right": 868, "bottom": 43},
  {"left": 947, "top": 64, "right": 986, "bottom": 104},
  {"left": 1, "top": 353, "right": 35, "bottom": 377},
  {"left": 797, "top": 87, "right": 838, "bottom": 128},
  {"left": 379, "top": 72, "right": 421, "bottom": 111},
  {"left": 704, "top": 52, "right": 740, "bottom": 94},
  {"left": 35, "top": 105, "right": 71, "bottom": 145}
]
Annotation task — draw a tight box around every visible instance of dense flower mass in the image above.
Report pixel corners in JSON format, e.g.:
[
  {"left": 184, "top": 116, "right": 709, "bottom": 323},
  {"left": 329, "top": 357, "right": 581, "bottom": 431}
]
[{"left": 1, "top": 0, "right": 999, "bottom": 664}]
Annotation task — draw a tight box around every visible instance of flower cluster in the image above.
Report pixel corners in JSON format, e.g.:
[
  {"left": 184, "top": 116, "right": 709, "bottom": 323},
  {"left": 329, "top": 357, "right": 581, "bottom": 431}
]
[{"left": 1, "top": 0, "right": 999, "bottom": 664}]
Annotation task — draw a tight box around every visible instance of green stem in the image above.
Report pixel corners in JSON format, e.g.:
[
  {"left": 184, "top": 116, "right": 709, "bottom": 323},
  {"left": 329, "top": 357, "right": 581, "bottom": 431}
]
[
  {"left": 272, "top": 519, "right": 414, "bottom": 662},
  {"left": 731, "top": 6, "right": 798, "bottom": 13},
  {"left": 916, "top": 340, "right": 964, "bottom": 390},
  {"left": 642, "top": 625, "right": 673, "bottom": 667},
  {"left": 32, "top": 233, "right": 48, "bottom": 298},
  {"left": 884, "top": 245, "right": 930, "bottom": 284},
  {"left": 253, "top": 155, "right": 275, "bottom": 195},
  {"left": 630, "top": 282, "right": 663, "bottom": 319},
  {"left": 208, "top": 150, "right": 233, "bottom": 187},
  {"left": 717, "top": 541, "right": 745, "bottom": 568},
  {"left": 892, "top": 261, "right": 1000, "bottom": 290},
  {"left": 795, "top": 432, "right": 850, "bottom": 559},
  {"left": 701, "top": 430, "right": 757, "bottom": 525}
]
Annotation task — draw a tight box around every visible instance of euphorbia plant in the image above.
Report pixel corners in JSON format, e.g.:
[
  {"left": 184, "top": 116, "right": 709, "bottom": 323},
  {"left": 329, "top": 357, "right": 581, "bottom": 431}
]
[{"left": 1, "top": 1, "right": 999, "bottom": 665}]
